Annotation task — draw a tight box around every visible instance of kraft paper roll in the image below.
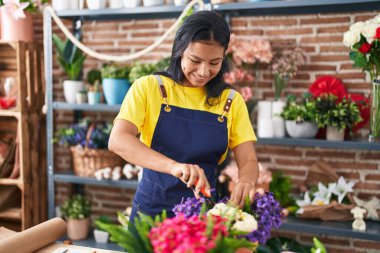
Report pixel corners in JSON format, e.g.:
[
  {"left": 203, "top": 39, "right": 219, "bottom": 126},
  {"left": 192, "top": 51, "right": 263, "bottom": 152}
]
[
  {"left": 257, "top": 101, "right": 272, "bottom": 120},
  {"left": 271, "top": 100, "right": 286, "bottom": 117},
  {"left": 0, "top": 217, "right": 66, "bottom": 253},
  {"left": 257, "top": 118, "right": 274, "bottom": 138}
]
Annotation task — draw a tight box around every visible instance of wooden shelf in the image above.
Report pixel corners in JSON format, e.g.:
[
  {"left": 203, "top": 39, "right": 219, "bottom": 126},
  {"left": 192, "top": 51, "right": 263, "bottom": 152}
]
[
  {"left": 0, "top": 109, "right": 20, "bottom": 118},
  {"left": 0, "top": 208, "right": 21, "bottom": 221},
  {"left": 0, "top": 178, "right": 22, "bottom": 186}
]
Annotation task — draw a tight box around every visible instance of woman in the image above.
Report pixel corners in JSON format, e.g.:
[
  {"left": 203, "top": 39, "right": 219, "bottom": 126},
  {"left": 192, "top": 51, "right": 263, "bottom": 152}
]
[{"left": 109, "top": 10, "right": 259, "bottom": 221}]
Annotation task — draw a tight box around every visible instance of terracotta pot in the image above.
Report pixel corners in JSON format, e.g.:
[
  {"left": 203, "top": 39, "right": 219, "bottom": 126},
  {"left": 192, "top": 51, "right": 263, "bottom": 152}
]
[
  {"left": 235, "top": 248, "right": 253, "bottom": 253},
  {"left": 0, "top": 9, "right": 34, "bottom": 42},
  {"left": 67, "top": 218, "right": 90, "bottom": 240}
]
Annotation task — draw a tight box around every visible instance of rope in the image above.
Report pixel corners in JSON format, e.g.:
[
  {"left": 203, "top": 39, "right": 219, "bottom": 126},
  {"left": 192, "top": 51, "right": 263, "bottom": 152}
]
[{"left": 45, "top": 0, "right": 205, "bottom": 62}]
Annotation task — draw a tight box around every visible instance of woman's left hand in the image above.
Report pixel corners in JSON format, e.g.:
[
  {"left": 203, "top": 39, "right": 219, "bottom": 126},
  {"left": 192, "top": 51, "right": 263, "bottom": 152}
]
[{"left": 230, "top": 179, "right": 256, "bottom": 208}]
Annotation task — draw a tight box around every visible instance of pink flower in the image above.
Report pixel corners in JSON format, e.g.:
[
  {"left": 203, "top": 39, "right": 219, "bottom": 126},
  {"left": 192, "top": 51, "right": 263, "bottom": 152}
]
[
  {"left": 2, "top": 0, "right": 29, "bottom": 20},
  {"left": 149, "top": 214, "right": 227, "bottom": 253},
  {"left": 224, "top": 68, "right": 254, "bottom": 85},
  {"left": 239, "top": 86, "right": 253, "bottom": 102}
]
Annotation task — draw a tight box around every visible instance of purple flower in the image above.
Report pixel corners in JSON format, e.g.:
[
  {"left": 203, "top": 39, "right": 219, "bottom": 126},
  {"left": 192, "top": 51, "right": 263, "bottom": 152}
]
[
  {"left": 172, "top": 197, "right": 205, "bottom": 218},
  {"left": 246, "top": 192, "right": 283, "bottom": 244}
]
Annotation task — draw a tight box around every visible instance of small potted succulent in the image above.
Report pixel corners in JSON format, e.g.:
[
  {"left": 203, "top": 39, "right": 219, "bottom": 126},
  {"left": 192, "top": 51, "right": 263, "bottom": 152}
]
[
  {"left": 86, "top": 68, "right": 102, "bottom": 104},
  {"left": 101, "top": 64, "right": 131, "bottom": 105},
  {"left": 281, "top": 93, "right": 319, "bottom": 139},
  {"left": 93, "top": 215, "right": 113, "bottom": 243},
  {"left": 314, "top": 94, "right": 362, "bottom": 141},
  {"left": 61, "top": 194, "right": 92, "bottom": 240}
]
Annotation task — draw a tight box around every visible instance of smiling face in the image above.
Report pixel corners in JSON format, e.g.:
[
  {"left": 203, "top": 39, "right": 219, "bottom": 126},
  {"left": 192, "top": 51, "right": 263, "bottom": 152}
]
[{"left": 180, "top": 41, "right": 225, "bottom": 87}]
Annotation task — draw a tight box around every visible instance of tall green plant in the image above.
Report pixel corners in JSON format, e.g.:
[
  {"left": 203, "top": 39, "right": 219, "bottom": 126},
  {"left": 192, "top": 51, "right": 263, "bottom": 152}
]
[{"left": 52, "top": 34, "right": 86, "bottom": 80}]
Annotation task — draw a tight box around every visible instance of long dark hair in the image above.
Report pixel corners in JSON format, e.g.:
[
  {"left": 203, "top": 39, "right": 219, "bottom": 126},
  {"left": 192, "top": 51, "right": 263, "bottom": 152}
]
[{"left": 157, "top": 10, "right": 231, "bottom": 106}]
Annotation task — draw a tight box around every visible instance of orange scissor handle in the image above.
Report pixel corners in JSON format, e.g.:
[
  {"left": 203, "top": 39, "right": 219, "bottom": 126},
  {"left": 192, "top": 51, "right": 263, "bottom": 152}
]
[{"left": 194, "top": 179, "right": 211, "bottom": 198}]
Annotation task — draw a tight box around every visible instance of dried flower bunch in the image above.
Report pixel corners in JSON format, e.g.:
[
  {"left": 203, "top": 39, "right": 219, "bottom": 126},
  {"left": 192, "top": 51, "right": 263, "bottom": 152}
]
[{"left": 271, "top": 47, "right": 306, "bottom": 79}]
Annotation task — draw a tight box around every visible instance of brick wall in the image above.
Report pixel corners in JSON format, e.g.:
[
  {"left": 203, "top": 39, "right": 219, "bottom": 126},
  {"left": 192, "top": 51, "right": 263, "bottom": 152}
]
[{"left": 43, "top": 9, "right": 380, "bottom": 252}]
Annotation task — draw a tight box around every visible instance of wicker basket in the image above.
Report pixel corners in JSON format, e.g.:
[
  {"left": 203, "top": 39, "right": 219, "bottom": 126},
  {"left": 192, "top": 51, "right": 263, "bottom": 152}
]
[{"left": 70, "top": 146, "right": 124, "bottom": 177}]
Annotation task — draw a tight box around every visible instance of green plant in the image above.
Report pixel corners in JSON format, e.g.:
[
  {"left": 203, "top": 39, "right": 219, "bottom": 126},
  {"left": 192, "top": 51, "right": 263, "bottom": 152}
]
[
  {"left": 280, "top": 93, "right": 317, "bottom": 122},
  {"left": 315, "top": 94, "right": 362, "bottom": 134},
  {"left": 52, "top": 34, "right": 86, "bottom": 80},
  {"left": 129, "top": 63, "right": 157, "bottom": 83},
  {"left": 61, "top": 194, "right": 91, "bottom": 219},
  {"left": 155, "top": 57, "right": 170, "bottom": 72},
  {"left": 311, "top": 238, "right": 327, "bottom": 253},
  {"left": 257, "top": 237, "right": 311, "bottom": 253},
  {"left": 95, "top": 215, "right": 113, "bottom": 231},
  {"left": 86, "top": 68, "right": 102, "bottom": 92},
  {"left": 269, "top": 172, "right": 297, "bottom": 214},
  {"left": 101, "top": 64, "right": 131, "bottom": 79}
]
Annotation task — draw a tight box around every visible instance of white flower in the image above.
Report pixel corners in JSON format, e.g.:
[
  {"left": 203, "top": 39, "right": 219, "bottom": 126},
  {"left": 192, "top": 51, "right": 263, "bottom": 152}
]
[
  {"left": 313, "top": 182, "right": 334, "bottom": 202},
  {"left": 343, "top": 30, "right": 360, "bottom": 48},
  {"left": 331, "top": 176, "right": 355, "bottom": 204},
  {"left": 312, "top": 196, "right": 329, "bottom": 206},
  {"left": 296, "top": 191, "right": 311, "bottom": 214},
  {"left": 207, "top": 203, "right": 237, "bottom": 220},
  {"left": 3, "top": 0, "right": 29, "bottom": 20},
  {"left": 349, "top": 21, "right": 365, "bottom": 37},
  {"left": 362, "top": 20, "right": 379, "bottom": 44},
  {"left": 373, "top": 14, "right": 380, "bottom": 24},
  {"left": 231, "top": 212, "right": 258, "bottom": 232}
]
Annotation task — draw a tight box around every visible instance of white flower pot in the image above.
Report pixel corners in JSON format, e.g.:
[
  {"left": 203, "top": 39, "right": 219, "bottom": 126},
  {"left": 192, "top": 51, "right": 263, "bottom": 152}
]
[
  {"left": 326, "top": 126, "right": 345, "bottom": 141},
  {"left": 123, "top": 0, "right": 141, "bottom": 8},
  {"left": 63, "top": 80, "right": 85, "bottom": 104},
  {"left": 143, "top": 0, "right": 164, "bottom": 6},
  {"left": 109, "top": 0, "right": 124, "bottom": 8},
  {"left": 94, "top": 229, "right": 109, "bottom": 243},
  {"left": 285, "top": 120, "right": 318, "bottom": 139},
  {"left": 70, "top": 0, "right": 84, "bottom": 9},
  {"left": 174, "top": 0, "right": 187, "bottom": 5},
  {"left": 52, "top": 0, "right": 71, "bottom": 11},
  {"left": 86, "top": 0, "right": 106, "bottom": 9}
]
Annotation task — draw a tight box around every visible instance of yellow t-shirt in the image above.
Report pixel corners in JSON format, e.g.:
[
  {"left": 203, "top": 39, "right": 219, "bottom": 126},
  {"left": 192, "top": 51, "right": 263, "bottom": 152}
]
[{"left": 115, "top": 75, "right": 256, "bottom": 164}]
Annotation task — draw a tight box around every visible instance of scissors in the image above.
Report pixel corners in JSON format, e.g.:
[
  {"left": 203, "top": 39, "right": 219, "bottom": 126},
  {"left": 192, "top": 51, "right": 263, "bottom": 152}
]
[{"left": 189, "top": 179, "right": 216, "bottom": 205}]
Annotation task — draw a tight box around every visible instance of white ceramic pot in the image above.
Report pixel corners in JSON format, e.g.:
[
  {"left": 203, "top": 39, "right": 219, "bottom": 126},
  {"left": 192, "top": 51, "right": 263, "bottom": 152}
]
[
  {"left": 70, "top": 0, "right": 84, "bottom": 9},
  {"left": 143, "top": 0, "right": 164, "bottom": 6},
  {"left": 174, "top": 0, "right": 187, "bottom": 5},
  {"left": 123, "top": 0, "right": 141, "bottom": 7},
  {"left": 285, "top": 120, "right": 318, "bottom": 139},
  {"left": 86, "top": 0, "right": 106, "bottom": 9},
  {"left": 94, "top": 229, "right": 109, "bottom": 243},
  {"left": 76, "top": 92, "right": 88, "bottom": 104},
  {"left": 326, "top": 126, "right": 345, "bottom": 141},
  {"left": 63, "top": 80, "right": 85, "bottom": 104},
  {"left": 109, "top": 0, "right": 124, "bottom": 8},
  {"left": 52, "top": 0, "right": 71, "bottom": 11}
]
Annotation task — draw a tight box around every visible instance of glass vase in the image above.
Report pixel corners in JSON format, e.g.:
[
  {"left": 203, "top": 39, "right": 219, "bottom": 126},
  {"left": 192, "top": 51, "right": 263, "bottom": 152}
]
[
  {"left": 274, "top": 74, "right": 289, "bottom": 101},
  {"left": 369, "top": 78, "right": 380, "bottom": 142}
]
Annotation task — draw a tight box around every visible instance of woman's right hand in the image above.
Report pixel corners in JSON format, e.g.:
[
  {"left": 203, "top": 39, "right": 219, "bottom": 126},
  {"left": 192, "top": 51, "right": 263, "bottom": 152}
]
[{"left": 171, "top": 163, "right": 211, "bottom": 198}]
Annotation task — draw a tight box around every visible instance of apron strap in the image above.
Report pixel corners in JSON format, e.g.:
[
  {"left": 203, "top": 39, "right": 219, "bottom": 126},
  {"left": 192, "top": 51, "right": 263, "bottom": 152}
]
[
  {"left": 154, "top": 75, "right": 171, "bottom": 112},
  {"left": 218, "top": 89, "right": 236, "bottom": 123}
]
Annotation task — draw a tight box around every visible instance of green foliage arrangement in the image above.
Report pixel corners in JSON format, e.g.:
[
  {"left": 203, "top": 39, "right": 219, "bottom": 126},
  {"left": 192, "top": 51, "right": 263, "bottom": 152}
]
[
  {"left": 269, "top": 172, "right": 297, "bottom": 214},
  {"left": 61, "top": 194, "right": 91, "bottom": 220},
  {"left": 280, "top": 93, "right": 317, "bottom": 123},
  {"left": 52, "top": 34, "right": 86, "bottom": 80},
  {"left": 129, "top": 63, "right": 157, "bottom": 83},
  {"left": 314, "top": 94, "right": 362, "bottom": 134},
  {"left": 257, "top": 236, "right": 311, "bottom": 253},
  {"left": 311, "top": 238, "right": 327, "bottom": 253},
  {"left": 86, "top": 68, "right": 102, "bottom": 92},
  {"left": 101, "top": 64, "right": 131, "bottom": 79},
  {"left": 94, "top": 215, "right": 113, "bottom": 231}
]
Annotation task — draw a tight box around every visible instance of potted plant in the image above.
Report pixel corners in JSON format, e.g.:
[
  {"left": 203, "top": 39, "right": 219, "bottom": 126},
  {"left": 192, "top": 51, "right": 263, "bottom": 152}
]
[
  {"left": 0, "top": 0, "right": 47, "bottom": 42},
  {"left": 101, "top": 64, "right": 131, "bottom": 105},
  {"left": 281, "top": 93, "right": 319, "bottom": 139},
  {"left": 128, "top": 62, "right": 157, "bottom": 83},
  {"left": 61, "top": 194, "right": 92, "bottom": 240},
  {"left": 86, "top": 68, "right": 102, "bottom": 104},
  {"left": 52, "top": 34, "right": 86, "bottom": 104},
  {"left": 54, "top": 119, "right": 124, "bottom": 177},
  {"left": 314, "top": 94, "right": 362, "bottom": 141},
  {"left": 94, "top": 215, "right": 113, "bottom": 243}
]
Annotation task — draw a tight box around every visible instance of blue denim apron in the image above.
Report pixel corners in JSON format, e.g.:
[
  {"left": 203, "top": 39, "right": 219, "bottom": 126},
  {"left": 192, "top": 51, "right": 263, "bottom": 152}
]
[{"left": 130, "top": 75, "right": 235, "bottom": 221}]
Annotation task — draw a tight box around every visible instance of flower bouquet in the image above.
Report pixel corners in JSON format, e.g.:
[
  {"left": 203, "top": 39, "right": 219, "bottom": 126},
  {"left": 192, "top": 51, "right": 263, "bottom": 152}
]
[
  {"left": 96, "top": 192, "right": 282, "bottom": 253},
  {"left": 343, "top": 14, "right": 380, "bottom": 141}
]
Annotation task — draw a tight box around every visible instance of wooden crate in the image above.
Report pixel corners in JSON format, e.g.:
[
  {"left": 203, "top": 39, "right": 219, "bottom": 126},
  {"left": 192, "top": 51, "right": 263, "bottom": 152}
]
[{"left": 0, "top": 42, "right": 46, "bottom": 230}]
